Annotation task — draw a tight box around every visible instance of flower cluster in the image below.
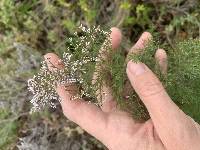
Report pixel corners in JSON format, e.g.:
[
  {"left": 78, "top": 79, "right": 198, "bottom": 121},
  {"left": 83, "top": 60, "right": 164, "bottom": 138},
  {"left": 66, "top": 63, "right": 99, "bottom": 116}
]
[
  {"left": 28, "top": 25, "right": 112, "bottom": 112},
  {"left": 28, "top": 26, "right": 200, "bottom": 123}
]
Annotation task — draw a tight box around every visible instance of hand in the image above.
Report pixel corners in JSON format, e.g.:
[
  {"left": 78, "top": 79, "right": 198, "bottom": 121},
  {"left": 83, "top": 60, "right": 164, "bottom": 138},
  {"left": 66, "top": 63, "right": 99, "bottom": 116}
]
[{"left": 44, "top": 28, "right": 200, "bottom": 150}]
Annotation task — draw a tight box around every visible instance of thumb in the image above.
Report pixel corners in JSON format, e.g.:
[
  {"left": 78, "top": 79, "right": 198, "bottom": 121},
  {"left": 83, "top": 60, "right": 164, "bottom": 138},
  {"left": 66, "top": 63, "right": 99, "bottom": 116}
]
[{"left": 126, "top": 61, "right": 199, "bottom": 150}]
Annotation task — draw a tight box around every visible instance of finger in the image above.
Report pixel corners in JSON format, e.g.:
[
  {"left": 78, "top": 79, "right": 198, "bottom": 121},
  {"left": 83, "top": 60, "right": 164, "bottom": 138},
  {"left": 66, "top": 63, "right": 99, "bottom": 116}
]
[
  {"left": 122, "top": 32, "right": 152, "bottom": 111},
  {"left": 44, "top": 53, "right": 108, "bottom": 140},
  {"left": 126, "top": 61, "right": 194, "bottom": 149},
  {"left": 93, "top": 27, "right": 122, "bottom": 112},
  {"left": 129, "top": 32, "right": 152, "bottom": 54},
  {"left": 110, "top": 27, "right": 122, "bottom": 49},
  {"left": 102, "top": 27, "right": 121, "bottom": 112},
  {"left": 155, "top": 49, "right": 168, "bottom": 75},
  {"left": 100, "top": 86, "right": 117, "bottom": 112}
]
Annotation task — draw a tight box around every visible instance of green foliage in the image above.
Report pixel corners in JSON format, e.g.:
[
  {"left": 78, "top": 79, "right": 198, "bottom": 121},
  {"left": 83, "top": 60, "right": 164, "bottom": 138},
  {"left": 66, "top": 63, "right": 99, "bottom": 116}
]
[
  {"left": 78, "top": 0, "right": 97, "bottom": 25},
  {"left": 108, "top": 49, "right": 126, "bottom": 104},
  {"left": 129, "top": 39, "right": 200, "bottom": 123},
  {"left": 165, "top": 13, "right": 200, "bottom": 38},
  {"left": 0, "top": 108, "right": 18, "bottom": 149},
  {"left": 0, "top": 121, "right": 18, "bottom": 149},
  {"left": 123, "top": 4, "right": 152, "bottom": 28},
  {"left": 0, "top": 0, "right": 15, "bottom": 28},
  {"left": 120, "top": 1, "right": 131, "bottom": 10},
  {"left": 167, "top": 39, "right": 200, "bottom": 121}
]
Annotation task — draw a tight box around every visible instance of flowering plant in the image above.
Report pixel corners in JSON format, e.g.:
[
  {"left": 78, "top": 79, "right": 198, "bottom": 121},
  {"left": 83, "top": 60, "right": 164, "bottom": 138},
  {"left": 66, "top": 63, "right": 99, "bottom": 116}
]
[
  {"left": 28, "top": 25, "right": 200, "bottom": 123},
  {"left": 28, "top": 25, "right": 113, "bottom": 112}
]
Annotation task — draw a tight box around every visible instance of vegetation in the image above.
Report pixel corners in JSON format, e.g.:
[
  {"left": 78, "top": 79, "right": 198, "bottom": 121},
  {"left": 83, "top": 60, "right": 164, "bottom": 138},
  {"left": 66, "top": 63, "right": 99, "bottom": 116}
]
[{"left": 0, "top": 0, "right": 199, "bottom": 149}]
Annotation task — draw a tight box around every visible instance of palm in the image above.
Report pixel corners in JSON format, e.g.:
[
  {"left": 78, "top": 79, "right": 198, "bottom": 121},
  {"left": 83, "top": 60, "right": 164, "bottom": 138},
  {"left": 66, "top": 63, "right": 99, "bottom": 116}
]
[{"left": 102, "top": 110, "right": 165, "bottom": 150}]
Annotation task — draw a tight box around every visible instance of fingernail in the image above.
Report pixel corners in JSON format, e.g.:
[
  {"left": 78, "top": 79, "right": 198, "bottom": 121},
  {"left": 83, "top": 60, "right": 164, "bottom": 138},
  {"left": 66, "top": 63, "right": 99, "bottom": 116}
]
[
  {"left": 44, "top": 53, "right": 64, "bottom": 71},
  {"left": 44, "top": 54, "right": 52, "bottom": 65},
  {"left": 127, "top": 61, "right": 146, "bottom": 76}
]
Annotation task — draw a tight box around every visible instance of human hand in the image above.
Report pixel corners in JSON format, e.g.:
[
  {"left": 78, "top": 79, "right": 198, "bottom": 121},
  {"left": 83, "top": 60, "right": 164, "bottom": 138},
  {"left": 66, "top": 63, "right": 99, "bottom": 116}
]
[{"left": 44, "top": 28, "right": 200, "bottom": 150}]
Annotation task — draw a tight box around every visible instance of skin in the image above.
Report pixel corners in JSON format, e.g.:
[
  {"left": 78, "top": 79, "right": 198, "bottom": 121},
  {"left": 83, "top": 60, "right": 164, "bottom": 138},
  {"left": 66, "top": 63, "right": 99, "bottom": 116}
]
[{"left": 44, "top": 28, "right": 200, "bottom": 150}]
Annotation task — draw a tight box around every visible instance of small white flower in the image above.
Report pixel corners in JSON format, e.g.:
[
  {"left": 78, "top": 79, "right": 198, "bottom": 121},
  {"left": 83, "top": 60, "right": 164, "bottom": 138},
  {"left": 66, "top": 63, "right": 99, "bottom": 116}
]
[{"left": 28, "top": 26, "right": 112, "bottom": 112}]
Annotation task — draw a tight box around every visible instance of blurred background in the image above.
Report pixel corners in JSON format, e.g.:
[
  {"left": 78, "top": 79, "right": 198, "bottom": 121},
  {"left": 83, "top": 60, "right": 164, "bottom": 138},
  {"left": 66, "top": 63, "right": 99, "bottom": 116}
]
[{"left": 0, "top": 0, "right": 199, "bottom": 149}]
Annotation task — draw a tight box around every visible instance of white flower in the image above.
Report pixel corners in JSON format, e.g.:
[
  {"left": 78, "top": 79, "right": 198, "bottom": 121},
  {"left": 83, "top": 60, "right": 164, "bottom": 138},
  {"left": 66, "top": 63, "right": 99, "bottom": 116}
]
[{"left": 28, "top": 25, "right": 112, "bottom": 112}]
